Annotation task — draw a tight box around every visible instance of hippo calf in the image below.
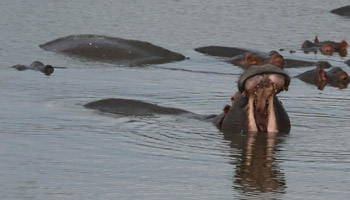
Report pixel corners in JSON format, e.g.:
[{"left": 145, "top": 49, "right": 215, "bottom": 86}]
[
  {"left": 12, "top": 61, "right": 54, "bottom": 75},
  {"left": 40, "top": 34, "right": 185, "bottom": 66}
]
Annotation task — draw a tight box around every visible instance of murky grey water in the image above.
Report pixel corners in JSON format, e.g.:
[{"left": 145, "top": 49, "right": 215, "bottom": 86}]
[{"left": 1, "top": 0, "right": 350, "bottom": 199}]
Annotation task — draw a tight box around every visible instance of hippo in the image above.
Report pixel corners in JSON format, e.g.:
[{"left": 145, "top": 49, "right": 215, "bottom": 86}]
[
  {"left": 195, "top": 46, "right": 328, "bottom": 69},
  {"left": 12, "top": 61, "right": 54, "bottom": 75},
  {"left": 195, "top": 46, "right": 250, "bottom": 58},
  {"left": 195, "top": 46, "right": 284, "bottom": 68},
  {"left": 301, "top": 36, "right": 348, "bottom": 56},
  {"left": 295, "top": 66, "right": 349, "bottom": 90},
  {"left": 226, "top": 50, "right": 284, "bottom": 69},
  {"left": 84, "top": 98, "right": 196, "bottom": 116},
  {"left": 330, "top": 5, "right": 350, "bottom": 17},
  {"left": 39, "top": 34, "right": 186, "bottom": 66},
  {"left": 214, "top": 64, "right": 290, "bottom": 133},
  {"left": 84, "top": 65, "right": 290, "bottom": 133}
]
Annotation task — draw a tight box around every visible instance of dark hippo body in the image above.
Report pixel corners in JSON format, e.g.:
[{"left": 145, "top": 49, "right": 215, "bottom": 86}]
[
  {"left": 195, "top": 46, "right": 250, "bottom": 58},
  {"left": 12, "top": 61, "right": 54, "bottom": 75},
  {"left": 295, "top": 66, "right": 349, "bottom": 89},
  {"left": 195, "top": 46, "right": 327, "bottom": 69},
  {"left": 302, "top": 36, "right": 348, "bottom": 56},
  {"left": 40, "top": 34, "right": 186, "bottom": 66},
  {"left": 331, "top": 5, "right": 350, "bottom": 17},
  {"left": 214, "top": 93, "right": 290, "bottom": 134},
  {"left": 85, "top": 65, "right": 291, "bottom": 134},
  {"left": 84, "top": 98, "right": 195, "bottom": 116}
]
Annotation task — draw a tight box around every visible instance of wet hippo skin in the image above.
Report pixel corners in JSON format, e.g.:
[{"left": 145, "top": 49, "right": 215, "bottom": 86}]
[
  {"left": 40, "top": 34, "right": 186, "bottom": 66},
  {"left": 84, "top": 98, "right": 195, "bottom": 116}
]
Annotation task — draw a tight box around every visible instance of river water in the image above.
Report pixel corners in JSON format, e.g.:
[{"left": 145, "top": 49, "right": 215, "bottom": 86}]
[{"left": 1, "top": 0, "right": 350, "bottom": 199}]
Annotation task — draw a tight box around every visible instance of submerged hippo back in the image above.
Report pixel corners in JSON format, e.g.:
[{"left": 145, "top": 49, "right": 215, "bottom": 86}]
[
  {"left": 84, "top": 98, "right": 192, "bottom": 116},
  {"left": 39, "top": 34, "right": 185, "bottom": 65}
]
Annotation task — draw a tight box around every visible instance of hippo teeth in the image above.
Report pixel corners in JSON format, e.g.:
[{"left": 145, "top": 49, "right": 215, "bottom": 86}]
[
  {"left": 272, "top": 83, "right": 279, "bottom": 94},
  {"left": 265, "top": 100, "right": 269, "bottom": 116}
]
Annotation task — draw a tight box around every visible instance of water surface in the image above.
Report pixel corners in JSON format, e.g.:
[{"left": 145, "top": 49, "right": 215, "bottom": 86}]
[{"left": 1, "top": 0, "right": 350, "bottom": 199}]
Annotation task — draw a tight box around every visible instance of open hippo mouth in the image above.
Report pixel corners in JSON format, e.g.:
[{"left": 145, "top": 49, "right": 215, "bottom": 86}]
[{"left": 238, "top": 65, "right": 290, "bottom": 132}]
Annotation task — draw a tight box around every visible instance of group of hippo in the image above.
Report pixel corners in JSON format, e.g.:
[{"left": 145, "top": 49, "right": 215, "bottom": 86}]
[{"left": 12, "top": 5, "right": 350, "bottom": 134}]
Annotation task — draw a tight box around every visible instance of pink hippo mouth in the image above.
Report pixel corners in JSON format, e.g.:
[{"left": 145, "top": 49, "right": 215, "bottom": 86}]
[{"left": 238, "top": 65, "right": 290, "bottom": 133}]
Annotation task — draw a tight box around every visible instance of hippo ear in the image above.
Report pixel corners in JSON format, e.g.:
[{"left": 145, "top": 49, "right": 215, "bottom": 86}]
[
  {"left": 269, "top": 53, "right": 284, "bottom": 68},
  {"left": 314, "top": 36, "right": 319, "bottom": 43},
  {"left": 246, "top": 54, "right": 257, "bottom": 65},
  {"left": 301, "top": 40, "right": 313, "bottom": 48},
  {"left": 223, "top": 105, "right": 231, "bottom": 114},
  {"left": 340, "top": 40, "right": 348, "bottom": 51},
  {"left": 318, "top": 69, "right": 328, "bottom": 82}
]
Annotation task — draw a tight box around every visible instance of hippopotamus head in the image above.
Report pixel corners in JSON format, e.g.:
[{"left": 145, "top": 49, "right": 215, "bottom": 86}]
[
  {"left": 233, "top": 51, "right": 285, "bottom": 69},
  {"left": 320, "top": 40, "right": 348, "bottom": 56},
  {"left": 217, "top": 64, "right": 290, "bottom": 133},
  {"left": 302, "top": 36, "right": 348, "bottom": 57},
  {"left": 30, "top": 61, "right": 54, "bottom": 75},
  {"left": 296, "top": 66, "right": 349, "bottom": 90}
]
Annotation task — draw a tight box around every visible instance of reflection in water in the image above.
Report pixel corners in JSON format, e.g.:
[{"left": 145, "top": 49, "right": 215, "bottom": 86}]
[{"left": 224, "top": 132, "right": 286, "bottom": 197}]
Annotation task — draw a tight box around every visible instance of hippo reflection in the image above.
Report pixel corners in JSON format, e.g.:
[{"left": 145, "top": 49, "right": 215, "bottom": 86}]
[
  {"left": 85, "top": 64, "right": 291, "bottom": 134},
  {"left": 12, "top": 61, "right": 54, "bottom": 75},
  {"left": 195, "top": 46, "right": 329, "bottom": 69},
  {"left": 295, "top": 66, "right": 349, "bottom": 90},
  {"left": 40, "top": 34, "right": 186, "bottom": 66},
  {"left": 224, "top": 131, "right": 286, "bottom": 195}
]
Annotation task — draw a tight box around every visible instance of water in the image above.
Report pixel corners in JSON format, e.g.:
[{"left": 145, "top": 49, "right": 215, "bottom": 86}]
[{"left": 1, "top": 0, "right": 350, "bottom": 199}]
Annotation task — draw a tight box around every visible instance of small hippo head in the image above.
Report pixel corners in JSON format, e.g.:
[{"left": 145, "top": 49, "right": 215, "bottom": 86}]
[
  {"left": 318, "top": 38, "right": 348, "bottom": 56},
  {"left": 322, "top": 67, "right": 349, "bottom": 89},
  {"left": 240, "top": 52, "right": 285, "bottom": 69},
  {"left": 303, "top": 66, "right": 349, "bottom": 90}
]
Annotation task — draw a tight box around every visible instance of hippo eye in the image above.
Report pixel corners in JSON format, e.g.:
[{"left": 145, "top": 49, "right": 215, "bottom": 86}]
[{"left": 341, "top": 77, "right": 349, "bottom": 82}]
